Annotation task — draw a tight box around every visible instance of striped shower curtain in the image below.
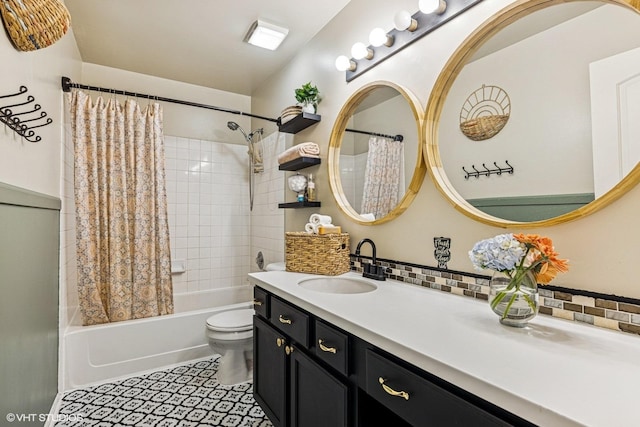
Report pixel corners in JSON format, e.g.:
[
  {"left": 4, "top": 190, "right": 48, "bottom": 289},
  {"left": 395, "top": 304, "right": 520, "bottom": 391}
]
[
  {"left": 70, "top": 90, "right": 173, "bottom": 325},
  {"left": 360, "top": 136, "right": 405, "bottom": 219}
]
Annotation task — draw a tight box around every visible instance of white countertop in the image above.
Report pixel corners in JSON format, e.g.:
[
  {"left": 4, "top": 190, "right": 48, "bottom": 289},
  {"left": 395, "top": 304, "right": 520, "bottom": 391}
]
[{"left": 249, "top": 270, "right": 640, "bottom": 427}]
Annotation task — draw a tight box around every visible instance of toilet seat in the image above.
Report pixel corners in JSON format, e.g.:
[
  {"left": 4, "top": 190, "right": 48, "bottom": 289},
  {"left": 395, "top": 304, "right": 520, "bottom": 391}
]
[{"left": 206, "top": 308, "right": 254, "bottom": 332}]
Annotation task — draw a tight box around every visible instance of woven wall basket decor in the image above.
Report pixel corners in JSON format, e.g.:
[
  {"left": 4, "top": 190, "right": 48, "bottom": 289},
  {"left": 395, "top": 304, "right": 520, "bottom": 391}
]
[
  {"left": 0, "top": 0, "right": 71, "bottom": 51},
  {"left": 459, "top": 85, "right": 511, "bottom": 141}
]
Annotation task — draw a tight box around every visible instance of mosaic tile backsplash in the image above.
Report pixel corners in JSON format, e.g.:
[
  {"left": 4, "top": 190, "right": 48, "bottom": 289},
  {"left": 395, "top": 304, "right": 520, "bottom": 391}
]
[{"left": 351, "top": 256, "right": 640, "bottom": 337}]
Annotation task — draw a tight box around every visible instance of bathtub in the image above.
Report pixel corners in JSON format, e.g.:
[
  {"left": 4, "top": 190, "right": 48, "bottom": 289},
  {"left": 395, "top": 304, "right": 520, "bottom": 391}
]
[{"left": 62, "top": 285, "right": 253, "bottom": 390}]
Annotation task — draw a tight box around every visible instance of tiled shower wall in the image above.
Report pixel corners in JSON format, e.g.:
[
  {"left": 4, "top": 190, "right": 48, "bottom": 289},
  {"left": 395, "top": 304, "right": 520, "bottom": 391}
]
[
  {"left": 164, "top": 136, "right": 251, "bottom": 294},
  {"left": 250, "top": 131, "right": 287, "bottom": 272}
]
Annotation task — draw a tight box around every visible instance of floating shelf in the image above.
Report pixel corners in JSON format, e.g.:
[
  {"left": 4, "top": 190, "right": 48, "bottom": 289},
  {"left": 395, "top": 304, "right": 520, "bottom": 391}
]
[
  {"left": 279, "top": 112, "right": 321, "bottom": 134},
  {"left": 279, "top": 156, "right": 321, "bottom": 171},
  {"left": 278, "top": 201, "right": 321, "bottom": 209}
]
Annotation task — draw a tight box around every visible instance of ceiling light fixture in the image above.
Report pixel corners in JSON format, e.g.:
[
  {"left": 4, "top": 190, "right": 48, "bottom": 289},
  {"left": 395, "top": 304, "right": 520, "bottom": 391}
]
[{"left": 244, "top": 20, "right": 289, "bottom": 51}]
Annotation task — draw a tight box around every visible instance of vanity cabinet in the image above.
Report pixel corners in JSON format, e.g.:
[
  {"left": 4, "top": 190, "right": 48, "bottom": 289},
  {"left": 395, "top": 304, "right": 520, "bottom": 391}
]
[
  {"left": 253, "top": 286, "right": 536, "bottom": 427},
  {"left": 253, "top": 292, "right": 350, "bottom": 427}
]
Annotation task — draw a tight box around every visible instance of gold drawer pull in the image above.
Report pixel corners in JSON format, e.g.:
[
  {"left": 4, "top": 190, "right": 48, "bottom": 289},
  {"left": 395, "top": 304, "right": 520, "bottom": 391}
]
[
  {"left": 253, "top": 299, "right": 263, "bottom": 306},
  {"left": 318, "top": 339, "right": 337, "bottom": 354},
  {"left": 379, "top": 377, "right": 409, "bottom": 401},
  {"left": 285, "top": 345, "right": 294, "bottom": 356},
  {"left": 276, "top": 338, "right": 285, "bottom": 347},
  {"left": 279, "top": 315, "right": 292, "bottom": 325}
]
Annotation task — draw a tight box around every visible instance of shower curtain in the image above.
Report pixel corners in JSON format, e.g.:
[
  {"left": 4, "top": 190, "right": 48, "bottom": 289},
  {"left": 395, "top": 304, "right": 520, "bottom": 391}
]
[
  {"left": 70, "top": 90, "right": 173, "bottom": 326},
  {"left": 360, "top": 136, "right": 405, "bottom": 219}
]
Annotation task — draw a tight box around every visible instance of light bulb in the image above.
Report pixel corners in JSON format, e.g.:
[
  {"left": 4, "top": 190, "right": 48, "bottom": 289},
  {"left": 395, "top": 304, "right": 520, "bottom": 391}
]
[
  {"left": 335, "top": 55, "right": 356, "bottom": 72},
  {"left": 419, "top": 0, "right": 447, "bottom": 15},
  {"left": 394, "top": 10, "right": 418, "bottom": 32},
  {"left": 351, "top": 42, "right": 373, "bottom": 60},
  {"left": 369, "top": 27, "right": 394, "bottom": 47}
]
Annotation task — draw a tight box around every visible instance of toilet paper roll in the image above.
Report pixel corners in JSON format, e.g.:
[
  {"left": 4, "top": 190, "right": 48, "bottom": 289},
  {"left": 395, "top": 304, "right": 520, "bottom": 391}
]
[{"left": 309, "top": 213, "right": 332, "bottom": 225}]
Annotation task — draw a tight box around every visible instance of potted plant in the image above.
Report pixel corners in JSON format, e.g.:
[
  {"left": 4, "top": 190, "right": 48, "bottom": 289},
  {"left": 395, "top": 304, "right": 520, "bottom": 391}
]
[{"left": 295, "top": 82, "right": 320, "bottom": 114}]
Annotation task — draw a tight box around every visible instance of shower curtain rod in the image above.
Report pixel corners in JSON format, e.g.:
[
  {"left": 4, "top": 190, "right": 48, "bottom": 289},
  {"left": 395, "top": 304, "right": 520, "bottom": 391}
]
[
  {"left": 345, "top": 127, "right": 403, "bottom": 142},
  {"left": 60, "top": 77, "right": 279, "bottom": 124}
]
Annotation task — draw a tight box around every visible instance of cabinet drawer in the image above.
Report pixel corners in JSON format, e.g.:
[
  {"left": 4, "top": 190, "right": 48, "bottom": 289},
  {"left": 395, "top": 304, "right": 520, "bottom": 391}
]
[
  {"left": 314, "top": 319, "right": 349, "bottom": 376},
  {"left": 366, "top": 350, "right": 510, "bottom": 427},
  {"left": 253, "top": 287, "right": 269, "bottom": 319},
  {"left": 270, "top": 296, "right": 310, "bottom": 348}
]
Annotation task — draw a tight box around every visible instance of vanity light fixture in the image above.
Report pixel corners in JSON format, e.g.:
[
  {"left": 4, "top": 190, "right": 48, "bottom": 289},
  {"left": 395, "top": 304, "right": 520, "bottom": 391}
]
[
  {"left": 244, "top": 20, "right": 289, "bottom": 51},
  {"left": 369, "top": 28, "right": 394, "bottom": 47},
  {"left": 419, "top": 0, "right": 448, "bottom": 15},
  {"left": 351, "top": 42, "right": 374, "bottom": 60},
  {"left": 337, "top": 0, "right": 484, "bottom": 82},
  {"left": 394, "top": 10, "right": 418, "bottom": 32},
  {"left": 335, "top": 55, "right": 357, "bottom": 71}
]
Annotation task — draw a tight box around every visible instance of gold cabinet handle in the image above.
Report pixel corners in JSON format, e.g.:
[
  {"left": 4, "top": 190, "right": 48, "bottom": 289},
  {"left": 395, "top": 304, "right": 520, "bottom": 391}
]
[
  {"left": 253, "top": 299, "right": 263, "bottom": 306},
  {"left": 285, "top": 345, "right": 294, "bottom": 356},
  {"left": 318, "top": 339, "right": 337, "bottom": 354},
  {"left": 279, "top": 315, "right": 292, "bottom": 325},
  {"left": 276, "top": 338, "right": 285, "bottom": 347},
  {"left": 378, "top": 377, "right": 409, "bottom": 401}
]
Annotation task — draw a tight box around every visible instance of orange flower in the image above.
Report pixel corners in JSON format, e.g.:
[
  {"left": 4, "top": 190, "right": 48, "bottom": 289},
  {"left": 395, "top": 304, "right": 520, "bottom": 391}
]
[{"left": 514, "top": 234, "right": 569, "bottom": 284}]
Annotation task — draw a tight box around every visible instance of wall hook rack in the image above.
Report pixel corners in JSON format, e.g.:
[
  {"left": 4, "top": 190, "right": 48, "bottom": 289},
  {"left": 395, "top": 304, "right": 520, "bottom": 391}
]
[
  {"left": 0, "top": 86, "right": 52, "bottom": 143},
  {"left": 463, "top": 160, "right": 514, "bottom": 180}
]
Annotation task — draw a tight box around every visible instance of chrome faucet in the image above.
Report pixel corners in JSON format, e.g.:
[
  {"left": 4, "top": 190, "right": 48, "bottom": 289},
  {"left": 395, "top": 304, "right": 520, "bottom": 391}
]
[{"left": 355, "top": 238, "right": 386, "bottom": 281}]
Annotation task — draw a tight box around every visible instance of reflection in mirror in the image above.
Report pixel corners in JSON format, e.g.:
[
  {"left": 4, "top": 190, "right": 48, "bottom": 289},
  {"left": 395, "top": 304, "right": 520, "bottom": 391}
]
[
  {"left": 427, "top": 0, "right": 640, "bottom": 226},
  {"left": 329, "top": 82, "right": 425, "bottom": 225}
]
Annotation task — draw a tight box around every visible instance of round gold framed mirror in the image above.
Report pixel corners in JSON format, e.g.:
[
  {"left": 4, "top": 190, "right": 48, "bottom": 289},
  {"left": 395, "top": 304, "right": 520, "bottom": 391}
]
[
  {"left": 424, "top": 0, "right": 640, "bottom": 228},
  {"left": 329, "top": 81, "right": 426, "bottom": 225}
]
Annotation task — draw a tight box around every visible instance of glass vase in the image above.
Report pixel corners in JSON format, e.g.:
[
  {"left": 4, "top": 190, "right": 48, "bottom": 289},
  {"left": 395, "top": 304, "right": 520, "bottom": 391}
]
[{"left": 489, "top": 270, "right": 539, "bottom": 327}]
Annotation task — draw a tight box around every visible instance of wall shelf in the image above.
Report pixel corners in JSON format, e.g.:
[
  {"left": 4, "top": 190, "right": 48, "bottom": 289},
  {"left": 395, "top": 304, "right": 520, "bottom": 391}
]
[
  {"left": 278, "top": 112, "right": 321, "bottom": 134},
  {"left": 278, "top": 157, "right": 321, "bottom": 171},
  {"left": 278, "top": 201, "right": 321, "bottom": 209}
]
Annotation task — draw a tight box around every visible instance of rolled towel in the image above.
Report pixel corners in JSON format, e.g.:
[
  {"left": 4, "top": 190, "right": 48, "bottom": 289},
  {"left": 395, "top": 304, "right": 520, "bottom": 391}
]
[
  {"left": 360, "top": 213, "right": 375, "bottom": 221},
  {"left": 277, "top": 142, "right": 320, "bottom": 164},
  {"left": 305, "top": 223, "right": 317, "bottom": 234},
  {"left": 309, "top": 213, "right": 332, "bottom": 225}
]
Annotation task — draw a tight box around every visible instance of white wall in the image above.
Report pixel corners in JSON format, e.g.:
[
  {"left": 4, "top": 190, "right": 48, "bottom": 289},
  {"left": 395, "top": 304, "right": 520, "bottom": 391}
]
[
  {"left": 0, "top": 29, "right": 81, "bottom": 197},
  {"left": 251, "top": 0, "right": 640, "bottom": 299}
]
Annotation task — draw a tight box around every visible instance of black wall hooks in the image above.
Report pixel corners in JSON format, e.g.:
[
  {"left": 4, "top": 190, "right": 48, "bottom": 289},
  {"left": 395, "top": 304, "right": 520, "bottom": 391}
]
[
  {"left": 462, "top": 160, "right": 514, "bottom": 180},
  {"left": 0, "top": 86, "right": 52, "bottom": 143}
]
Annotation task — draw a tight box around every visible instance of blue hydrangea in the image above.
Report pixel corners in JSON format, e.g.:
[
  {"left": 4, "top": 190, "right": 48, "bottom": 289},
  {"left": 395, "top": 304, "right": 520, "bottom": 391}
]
[{"left": 468, "top": 233, "right": 526, "bottom": 272}]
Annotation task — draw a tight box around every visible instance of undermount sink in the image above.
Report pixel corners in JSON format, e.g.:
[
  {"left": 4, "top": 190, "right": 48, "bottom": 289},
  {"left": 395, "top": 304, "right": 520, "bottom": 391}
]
[{"left": 297, "top": 277, "right": 378, "bottom": 294}]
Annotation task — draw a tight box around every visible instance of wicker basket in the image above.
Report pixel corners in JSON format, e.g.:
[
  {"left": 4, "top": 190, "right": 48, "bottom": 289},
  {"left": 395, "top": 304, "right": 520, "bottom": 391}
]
[
  {"left": 459, "top": 114, "right": 509, "bottom": 141},
  {"left": 285, "top": 232, "right": 350, "bottom": 276},
  {"left": 0, "top": 0, "right": 71, "bottom": 51}
]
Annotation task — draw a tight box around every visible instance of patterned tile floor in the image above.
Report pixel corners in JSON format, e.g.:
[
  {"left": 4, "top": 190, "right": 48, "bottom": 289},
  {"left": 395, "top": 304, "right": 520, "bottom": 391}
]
[{"left": 53, "top": 356, "right": 273, "bottom": 427}]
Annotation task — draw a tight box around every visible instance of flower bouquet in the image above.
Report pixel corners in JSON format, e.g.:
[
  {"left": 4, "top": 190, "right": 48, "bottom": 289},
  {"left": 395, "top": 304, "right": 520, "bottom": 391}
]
[{"left": 469, "top": 234, "right": 569, "bottom": 326}]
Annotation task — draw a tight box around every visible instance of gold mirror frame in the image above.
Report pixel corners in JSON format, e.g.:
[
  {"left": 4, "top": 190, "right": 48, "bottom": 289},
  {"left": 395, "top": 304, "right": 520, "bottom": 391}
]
[
  {"left": 424, "top": 0, "right": 640, "bottom": 229},
  {"left": 329, "top": 81, "right": 427, "bottom": 225}
]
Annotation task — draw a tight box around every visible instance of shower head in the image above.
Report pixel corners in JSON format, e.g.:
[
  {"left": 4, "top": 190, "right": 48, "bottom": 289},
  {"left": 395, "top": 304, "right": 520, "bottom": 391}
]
[{"left": 227, "top": 120, "right": 250, "bottom": 141}]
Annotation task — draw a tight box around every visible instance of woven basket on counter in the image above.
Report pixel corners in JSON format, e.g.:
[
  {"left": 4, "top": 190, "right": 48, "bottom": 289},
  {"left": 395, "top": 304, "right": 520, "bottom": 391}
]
[
  {"left": 285, "top": 232, "right": 350, "bottom": 276},
  {"left": 0, "top": 0, "right": 71, "bottom": 51}
]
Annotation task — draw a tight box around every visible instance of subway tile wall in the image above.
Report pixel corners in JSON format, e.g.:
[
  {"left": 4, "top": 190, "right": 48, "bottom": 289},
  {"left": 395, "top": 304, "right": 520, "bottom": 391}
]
[{"left": 164, "top": 136, "right": 251, "bottom": 294}]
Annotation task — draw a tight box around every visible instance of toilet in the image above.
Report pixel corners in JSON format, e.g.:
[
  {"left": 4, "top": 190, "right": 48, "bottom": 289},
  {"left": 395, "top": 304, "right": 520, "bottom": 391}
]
[{"left": 206, "top": 308, "right": 254, "bottom": 385}]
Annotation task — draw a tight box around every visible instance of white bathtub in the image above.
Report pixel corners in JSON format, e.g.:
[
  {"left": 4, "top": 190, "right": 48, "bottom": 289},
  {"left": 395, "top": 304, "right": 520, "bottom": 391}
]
[{"left": 62, "top": 285, "right": 253, "bottom": 390}]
